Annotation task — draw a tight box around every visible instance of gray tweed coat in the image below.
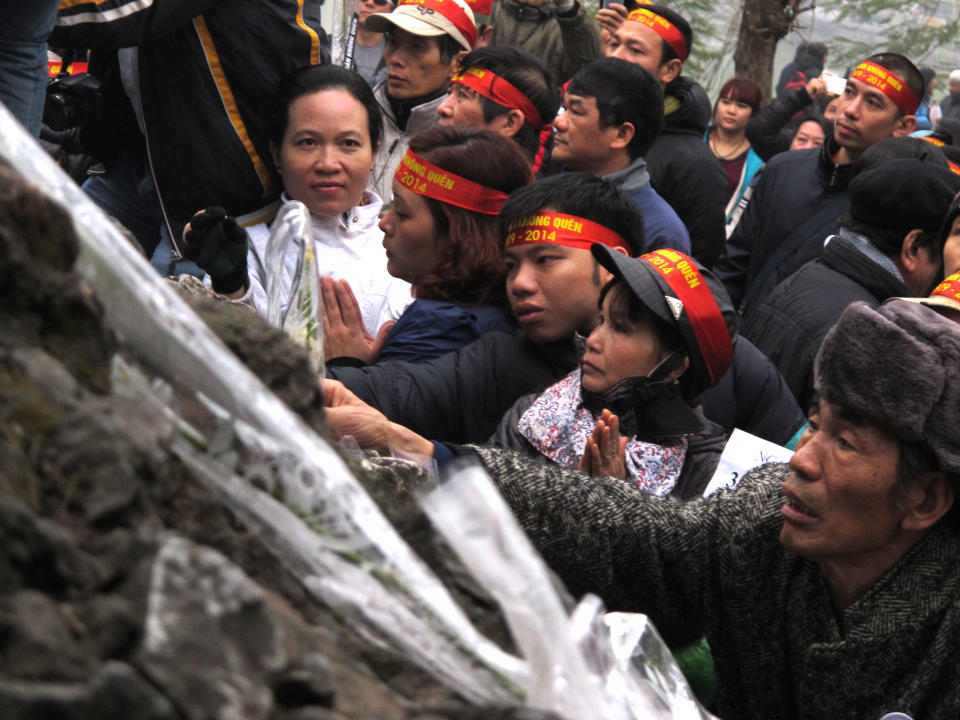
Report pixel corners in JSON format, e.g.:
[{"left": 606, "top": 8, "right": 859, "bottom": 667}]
[{"left": 472, "top": 448, "right": 960, "bottom": 720}]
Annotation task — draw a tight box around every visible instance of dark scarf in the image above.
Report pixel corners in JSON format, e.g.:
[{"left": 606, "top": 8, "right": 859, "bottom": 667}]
[{"left": 580, "top": 375, "right": 704, "bottom": 440}]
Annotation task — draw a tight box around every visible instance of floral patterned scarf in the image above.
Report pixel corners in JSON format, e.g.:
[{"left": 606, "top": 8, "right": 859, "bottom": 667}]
[{"left": 517, "top": 369, "right": 687, "bottom": 496}]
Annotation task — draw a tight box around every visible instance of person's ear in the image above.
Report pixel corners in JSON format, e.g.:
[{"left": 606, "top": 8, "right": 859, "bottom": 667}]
[
  {"left": 658, "top": 58, "right": 682, "bottom": 85},
  {"left": 666, "top": 354, "right": 690, "bottom": 382},
  {"left": 496, "top": 108, "right": 527, "bottom": 137},
  {"left": 611, "top": 246, "right": 630, "bottom": 256},
  {"left": 610, "top": 121, "right": 635, "bottom": 151},
  {"left": 901, "top": 472, "right": 954, "bottom": 531},
  {"left": 899, "top": 228, "right": 927, "bottom": 272},
  {"left": 892, "top": 113, "right": 917, "bottom": 137},
  {"left": 477, "top": 25, "right": 494, "bottom": 47}
]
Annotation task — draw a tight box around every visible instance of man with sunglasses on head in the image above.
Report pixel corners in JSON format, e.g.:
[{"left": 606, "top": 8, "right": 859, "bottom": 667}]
[{"left": 363, "top": 0, "right": 478, "bottom": 199}]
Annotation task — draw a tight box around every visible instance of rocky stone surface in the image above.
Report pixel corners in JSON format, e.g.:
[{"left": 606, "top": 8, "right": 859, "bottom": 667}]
[{"left": 0, "top": 161, "right": 558, "bottom": 720}]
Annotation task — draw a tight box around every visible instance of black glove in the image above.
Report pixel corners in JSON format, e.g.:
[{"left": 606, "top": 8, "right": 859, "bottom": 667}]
[{"left": 182, "top": 206, "right": 249, "bottom": 294}]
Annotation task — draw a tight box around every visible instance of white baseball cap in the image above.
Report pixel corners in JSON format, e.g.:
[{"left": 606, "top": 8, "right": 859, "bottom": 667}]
[{"left": 364, "top": 0, "right": 477, "bottom": 51}]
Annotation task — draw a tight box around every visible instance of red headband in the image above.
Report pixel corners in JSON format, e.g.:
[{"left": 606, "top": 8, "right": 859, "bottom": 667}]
[
  {"left": 396, "top": 0, "right": 477, "bottom": 48},
  {"left": 640, "top": 249, "right": 732, "bottom": 386},
  {"left": 850, "top": 61, "right": 920, "bottom": 116},
  {"left": 626, "top": 8, "right": 689, "bottom": 62},
  {"left": 394, "top": 149, "right": 507, "bottom": 214},
  {"left": 931, "top": 273, "right": 960, "bottom": 304},
  {"left": 504, "top": 212, "right": 630, "bottom": 253},
  {"left": 452, "top": 67, "right": 543, "bottom": 129}
]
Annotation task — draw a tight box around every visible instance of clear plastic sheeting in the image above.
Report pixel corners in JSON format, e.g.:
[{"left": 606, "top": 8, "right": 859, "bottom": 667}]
[
  {"left": 422, "top": 461, "right": 718, "bottom": 720},
  {"left": 0, "top": 104, "right": 521, "bottom": 704},
  {"left": 262, "top": 199, "right": 325, "bottom": 372},
  {"left": 2, "top": 103, "right": 715, "bottom": 718}
]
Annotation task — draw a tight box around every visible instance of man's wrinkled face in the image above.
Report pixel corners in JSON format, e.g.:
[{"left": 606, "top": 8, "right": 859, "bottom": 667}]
[
  {"left": 779, "top": 399, "right": 907, "bottom": 567},
  {"left": 383, "top": 28, "right": 455, "bottom": 100}
]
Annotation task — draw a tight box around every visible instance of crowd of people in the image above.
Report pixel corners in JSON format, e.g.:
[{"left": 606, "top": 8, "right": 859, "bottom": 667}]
[{"left": 5, "top": 1, "right": 960, "bottom": 717}]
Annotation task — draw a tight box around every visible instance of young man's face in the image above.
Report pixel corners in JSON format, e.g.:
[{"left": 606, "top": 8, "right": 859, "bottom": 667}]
[
  {"left": 383, "top": 28, "right": 455, "bottom": 100},
  {"left": 833, "top": 75, "right": 914, "bottom": 160},
  {"left": 552, "top": 93, "right": 621, "bottom": 174},
  {"left": 504, "top": 240, "right": 606, "bottom": 344},
  {"left": 779, "top": 399, "right": 909, "bottom": 570},
  {"left": 603, "top": 21, "right": 680, "bottom": 86}
]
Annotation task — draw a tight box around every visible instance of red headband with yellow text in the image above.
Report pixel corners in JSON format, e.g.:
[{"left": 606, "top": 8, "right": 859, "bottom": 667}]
[
  {"left": 394, "top": 149, "right": 507, "bottom": 214},
  {"left": 931, "top": 273, "right": 960, "bottom": 305},
  {"left": 504, "top": 212, "right": 630, "bottom": 253},
  {"left": 452, "top": 67, "right": 543, "bottom": 129},
  {"left": 626, "top": 8, "right": 689, "bottom": 62},
  {"left": 396, "top": 0, "right": 477, "bottom": 48},
  {"left": 850, "top": 61, "right": 920, "bottom": 116},
  {"left": 640, "top": 249, "right": 732, "bottom": 386}
]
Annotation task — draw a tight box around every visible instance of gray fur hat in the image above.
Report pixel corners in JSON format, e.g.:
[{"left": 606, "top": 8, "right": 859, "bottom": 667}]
[{"left": 814, "top": 299, "right": 960, "bottom": 474}]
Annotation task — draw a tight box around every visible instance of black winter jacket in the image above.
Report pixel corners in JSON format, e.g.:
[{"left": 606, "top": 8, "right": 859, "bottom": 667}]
[
  {"left": 51, "top": 0, "right": 328, "bottom": 246},
  {"left": 746, "top": 86, "right": 814, "bottom": 161},
  {"left": 333, "top": 329, "right": 803, "bottom": 447},
  {"left": 646, "top": 76, "right": 728, "bottom": 267},
  {"left": 740, "top": 229, "right": 908, "bottom": 407},
  {"left": 328, "top": 333, "right": 578, "bottom": 444},
  {"left": 714, "top": 134, "right": 857, "bottom": 314}
]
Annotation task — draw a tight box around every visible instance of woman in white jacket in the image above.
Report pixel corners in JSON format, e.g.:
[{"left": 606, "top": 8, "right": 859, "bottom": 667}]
[{"left": 185, "top": 65, "right": 411, "bottom": 337}]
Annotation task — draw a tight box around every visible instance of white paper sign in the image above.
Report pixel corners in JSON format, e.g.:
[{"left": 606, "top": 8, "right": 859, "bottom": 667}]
[{"left": 703, "top": 428, "right": 794, "bottom": 497}]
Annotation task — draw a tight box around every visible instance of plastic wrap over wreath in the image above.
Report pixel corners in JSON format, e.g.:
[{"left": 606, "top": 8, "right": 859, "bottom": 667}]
[
  {"left": 422, "top": 461, "right": 718, "bottom": 720},
  {"left": 261, "top": 199, "right": 324, "bottom": 373},
  {"left": 0, "top": 104, "right": 523, "bottom": 705}
]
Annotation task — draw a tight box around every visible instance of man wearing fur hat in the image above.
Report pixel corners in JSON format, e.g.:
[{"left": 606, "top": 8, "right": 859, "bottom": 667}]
[
  {"left": 469, "top": 298, "right": 960, "bottom": 719},
  {"left": 741, "top": 157, "right": 960, "bottom": 407}
]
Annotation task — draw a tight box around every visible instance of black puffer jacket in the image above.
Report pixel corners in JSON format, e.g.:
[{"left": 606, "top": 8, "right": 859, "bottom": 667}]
[
  {"left": 328, "top": 333, "right": 578, "bottom": 444},
  {"left": 646, "top": 76, "right": 728, "bottom": 267},
  {"left": 740, "top": 229, "right": 908, "bottom": 407},
  {"left": 714, "top": 133, "right": 857, "bottom": 314}
]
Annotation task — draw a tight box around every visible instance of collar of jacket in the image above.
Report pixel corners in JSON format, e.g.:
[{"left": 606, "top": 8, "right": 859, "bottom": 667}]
[
  {"left": 663, "top": 75, "right": 712, "bottom": 136},
  {"left": 604, "top": 155, "right": 651, "bottom": 193},
  {"left": 534, "top": 336, "right": 579, "bottom": 373},
  {"left": 823, "top": 227, "right": 908, "bottom": 299},
  {"left": 816, "top": 131, "right": 859, "bottom": 193}
]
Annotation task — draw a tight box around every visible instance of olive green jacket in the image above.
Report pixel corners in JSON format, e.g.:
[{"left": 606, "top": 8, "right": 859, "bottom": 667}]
[{"left": 488, "top": 0, "right": 600, "bottom": 84}]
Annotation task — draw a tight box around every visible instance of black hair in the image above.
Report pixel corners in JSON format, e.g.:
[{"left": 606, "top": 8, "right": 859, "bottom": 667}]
[
  {"left": 642, "top": 4, "right": 693, "bottom": 66},
  {"left": 498, "top": 173, "right": 646, "bottom": 256},
  {"left": 920, "top": 67, "right": 936, "bottom": 103},
  {"left": 799, "top": 41, "right": 828, "bottom": 64},
  {"left": 863, "top": 53, "right": 925, "bottom": 118},
  {"left": 788, "top": 114, "right": 832, "bottom": 143},
  {"left": 600, "top": 280, "right": 684, "bottom": 355},
  {"left": 267, "top": 64, "right": 383, "bottom": 151},
  {"left": 567, "top": 58, "right": 664, "bottom": 159},
  {"left": 454, "top": 45, "right": 561, "bottom": 161}
]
